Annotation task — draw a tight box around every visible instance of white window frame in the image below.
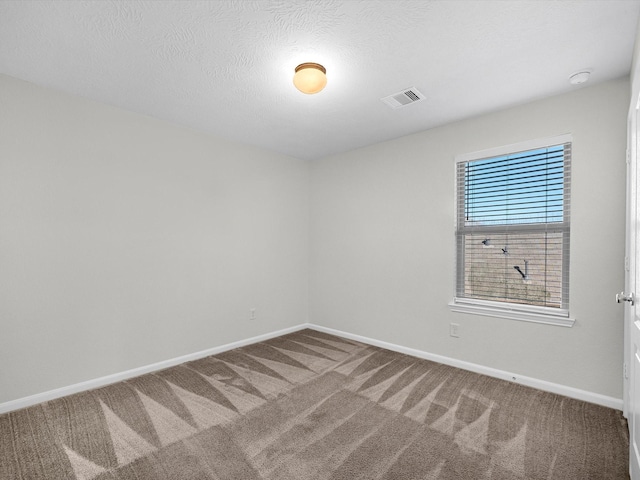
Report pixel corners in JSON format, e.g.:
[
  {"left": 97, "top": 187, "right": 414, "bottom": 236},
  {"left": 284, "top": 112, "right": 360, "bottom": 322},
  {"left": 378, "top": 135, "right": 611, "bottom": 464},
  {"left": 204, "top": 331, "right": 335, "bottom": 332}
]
[{"left": 448, "top": 134, "right": 575, "bottom": 327}]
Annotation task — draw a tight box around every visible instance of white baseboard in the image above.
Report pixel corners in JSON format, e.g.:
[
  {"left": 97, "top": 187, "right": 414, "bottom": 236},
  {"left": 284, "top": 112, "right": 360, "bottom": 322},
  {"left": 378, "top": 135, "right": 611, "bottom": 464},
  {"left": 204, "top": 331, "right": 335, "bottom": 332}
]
[
  {"left": 0, "top": 324, "right": 311, "bottom": 415},
  {"left": 0, "top": 322, "right": 622, "bottom": 414},
  {"left": 308, "top": 324, "right": 623, "bottom": 411}
]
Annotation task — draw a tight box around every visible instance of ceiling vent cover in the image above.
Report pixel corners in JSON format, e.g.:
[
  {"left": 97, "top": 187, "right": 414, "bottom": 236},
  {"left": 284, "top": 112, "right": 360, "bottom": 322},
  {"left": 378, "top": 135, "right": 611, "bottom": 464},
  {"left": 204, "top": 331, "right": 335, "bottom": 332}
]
[{"left": 381, "top": 87, "right": 425, "bottom": 109}]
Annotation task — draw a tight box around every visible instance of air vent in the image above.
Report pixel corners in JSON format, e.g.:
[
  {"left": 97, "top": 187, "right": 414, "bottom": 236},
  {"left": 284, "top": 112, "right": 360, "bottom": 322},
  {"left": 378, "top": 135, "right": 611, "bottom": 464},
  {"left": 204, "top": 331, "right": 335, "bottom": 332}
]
[{"left": 381, "top": 87, "right": 426, "bottom": 109}]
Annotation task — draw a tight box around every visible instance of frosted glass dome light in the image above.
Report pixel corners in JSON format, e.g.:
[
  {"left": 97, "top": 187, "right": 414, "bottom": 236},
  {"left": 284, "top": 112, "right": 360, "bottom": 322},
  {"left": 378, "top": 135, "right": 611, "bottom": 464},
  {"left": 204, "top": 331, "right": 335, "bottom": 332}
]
[{"left": 293, "top": 63, "right": 327, "bottom": 94}]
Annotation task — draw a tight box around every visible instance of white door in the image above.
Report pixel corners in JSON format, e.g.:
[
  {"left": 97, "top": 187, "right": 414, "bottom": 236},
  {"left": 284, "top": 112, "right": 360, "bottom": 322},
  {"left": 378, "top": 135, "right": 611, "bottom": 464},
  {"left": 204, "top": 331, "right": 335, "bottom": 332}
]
[{"left": 625, "top": 90, "right": 640, "bottom": 479}]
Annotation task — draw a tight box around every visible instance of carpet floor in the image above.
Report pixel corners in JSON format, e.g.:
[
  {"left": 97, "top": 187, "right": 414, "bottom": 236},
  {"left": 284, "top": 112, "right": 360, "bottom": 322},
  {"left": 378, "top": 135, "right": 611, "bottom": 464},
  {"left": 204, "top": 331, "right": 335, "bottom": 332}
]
[{"left": 0, "top": 328, "right": 629, "bottom": 479}]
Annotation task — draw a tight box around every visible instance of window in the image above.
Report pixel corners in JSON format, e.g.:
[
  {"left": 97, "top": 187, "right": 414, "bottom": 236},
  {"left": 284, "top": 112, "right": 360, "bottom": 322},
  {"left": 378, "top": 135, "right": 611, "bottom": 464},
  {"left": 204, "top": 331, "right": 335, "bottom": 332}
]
[{"left": 449, "top": 135, "right": 573, "bottom": 326}]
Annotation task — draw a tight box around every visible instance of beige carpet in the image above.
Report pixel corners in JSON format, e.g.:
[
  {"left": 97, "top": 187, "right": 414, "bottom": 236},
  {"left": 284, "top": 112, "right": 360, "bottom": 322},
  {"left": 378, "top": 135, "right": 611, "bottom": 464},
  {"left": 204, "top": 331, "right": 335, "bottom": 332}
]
[{"left": 0, "top": 329, "right": 629, "bottom": 479}]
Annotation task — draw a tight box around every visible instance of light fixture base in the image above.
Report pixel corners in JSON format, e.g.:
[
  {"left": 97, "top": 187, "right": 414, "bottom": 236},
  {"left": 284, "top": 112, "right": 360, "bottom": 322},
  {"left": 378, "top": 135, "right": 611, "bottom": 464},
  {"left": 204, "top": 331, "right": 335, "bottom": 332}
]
[{"left": 295, "top": 62, "right": 326, "bottom": 75}]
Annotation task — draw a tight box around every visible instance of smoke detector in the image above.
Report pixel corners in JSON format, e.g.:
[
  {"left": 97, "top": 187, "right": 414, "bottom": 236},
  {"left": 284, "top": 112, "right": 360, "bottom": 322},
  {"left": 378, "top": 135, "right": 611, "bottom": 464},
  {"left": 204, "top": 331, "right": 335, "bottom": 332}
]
[
  {"left": 381, "top": 87, "right": 426, "bottom": 109},
  {"left": 569, "top": 71, "right": 591, "bottom": 85}
]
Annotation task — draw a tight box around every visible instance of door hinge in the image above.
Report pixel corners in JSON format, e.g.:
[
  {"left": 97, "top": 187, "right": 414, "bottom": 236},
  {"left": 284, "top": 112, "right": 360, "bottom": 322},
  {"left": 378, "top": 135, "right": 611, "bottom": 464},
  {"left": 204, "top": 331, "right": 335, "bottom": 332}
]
[
  {"left": 625, "top": 362, "right": 629, "bottom": 380},
  {"left": 626, "top": 256, "right": 630, "bottom": 271},
  {"left": 627, "top": 149, "right": 631, "bottom": 164}
]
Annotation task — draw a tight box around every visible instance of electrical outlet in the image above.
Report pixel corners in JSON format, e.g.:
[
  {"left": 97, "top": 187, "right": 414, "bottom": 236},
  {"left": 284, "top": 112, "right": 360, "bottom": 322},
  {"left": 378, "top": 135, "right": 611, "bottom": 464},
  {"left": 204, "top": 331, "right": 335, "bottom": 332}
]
[
  {"left": 249, "top": 308, "right": 256, "bottom": 321},
  {"left": 450, "top": 323, "right": 460, "bottom": 338}
]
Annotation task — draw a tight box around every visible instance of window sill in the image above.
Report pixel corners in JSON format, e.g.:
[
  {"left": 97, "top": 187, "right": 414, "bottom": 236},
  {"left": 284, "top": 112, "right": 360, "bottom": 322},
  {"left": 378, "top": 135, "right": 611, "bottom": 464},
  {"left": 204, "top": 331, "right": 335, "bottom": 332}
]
[{"left": 448, "top": 300, "right": 575, "bottom": 327}]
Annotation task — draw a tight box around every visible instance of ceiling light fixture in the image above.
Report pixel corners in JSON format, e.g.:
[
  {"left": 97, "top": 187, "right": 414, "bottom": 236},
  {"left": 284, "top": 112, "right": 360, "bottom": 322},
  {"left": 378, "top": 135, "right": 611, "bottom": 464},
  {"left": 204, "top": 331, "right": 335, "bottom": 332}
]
[{"left": 293, "top": 62, "right": 327, "bottom": 94}]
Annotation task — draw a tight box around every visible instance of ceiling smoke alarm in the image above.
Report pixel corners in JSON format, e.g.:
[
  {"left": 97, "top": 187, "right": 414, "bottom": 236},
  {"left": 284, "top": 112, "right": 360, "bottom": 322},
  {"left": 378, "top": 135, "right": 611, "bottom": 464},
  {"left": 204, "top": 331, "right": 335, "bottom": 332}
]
[
  {"left": 569, "top": 71, "right": 591, "bottom": 85},
  {"left": 381, "top": 87, "right": 426, "bottom": 109}
]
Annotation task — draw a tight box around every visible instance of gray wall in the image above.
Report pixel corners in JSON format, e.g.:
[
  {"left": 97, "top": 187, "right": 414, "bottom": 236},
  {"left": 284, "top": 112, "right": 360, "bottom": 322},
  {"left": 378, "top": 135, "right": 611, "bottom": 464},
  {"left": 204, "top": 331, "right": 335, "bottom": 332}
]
[
  {"left": 0, "top": 74, "right": 309, "bottom": 404},
  {"left": 310, "top": 78, "right": 629, "bottom": 399}
]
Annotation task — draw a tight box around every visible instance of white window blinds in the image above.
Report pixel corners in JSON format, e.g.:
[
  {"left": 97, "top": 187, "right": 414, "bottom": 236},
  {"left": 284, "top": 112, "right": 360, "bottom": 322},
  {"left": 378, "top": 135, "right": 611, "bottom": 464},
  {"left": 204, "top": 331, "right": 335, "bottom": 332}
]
[{"left": 455, "top": 138, "right": 571, "bottom": 316}]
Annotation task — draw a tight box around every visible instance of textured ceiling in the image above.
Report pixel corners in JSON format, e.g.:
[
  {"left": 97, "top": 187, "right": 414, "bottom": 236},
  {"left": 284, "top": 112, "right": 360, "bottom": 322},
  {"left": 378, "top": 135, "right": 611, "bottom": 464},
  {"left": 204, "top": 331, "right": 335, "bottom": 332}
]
[{"left": 0, "top": 0, "right": 639, "bottom": 160}]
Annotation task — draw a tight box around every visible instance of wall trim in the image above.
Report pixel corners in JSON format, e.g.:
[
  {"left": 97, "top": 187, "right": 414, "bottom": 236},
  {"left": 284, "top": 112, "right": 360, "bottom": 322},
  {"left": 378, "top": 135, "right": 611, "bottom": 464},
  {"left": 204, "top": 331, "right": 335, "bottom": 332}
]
[
  {"left": 0, "top": 322, "right": 622, "bottom": 414},
  {"left": 309, "top": 324, "right": 623, "bottom": 411},
  {"left": 0, "top": 324, "right": 310, "bottom": 415}
]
